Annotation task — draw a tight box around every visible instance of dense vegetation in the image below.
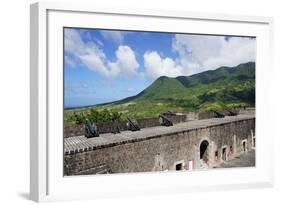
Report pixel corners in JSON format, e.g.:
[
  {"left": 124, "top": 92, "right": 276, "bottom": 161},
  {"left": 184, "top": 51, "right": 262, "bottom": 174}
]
[
  {"left": 64, "top": 62, "right": 255, "bottom": 126},
  {"left": 65, "top": 109, "right": 122, "bottom": 126}
]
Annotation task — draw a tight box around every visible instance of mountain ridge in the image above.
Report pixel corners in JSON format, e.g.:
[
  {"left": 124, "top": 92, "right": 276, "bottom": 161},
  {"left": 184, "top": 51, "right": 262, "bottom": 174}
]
[{"left": 111, "top": 62, "right": 255, "bottom": 107}]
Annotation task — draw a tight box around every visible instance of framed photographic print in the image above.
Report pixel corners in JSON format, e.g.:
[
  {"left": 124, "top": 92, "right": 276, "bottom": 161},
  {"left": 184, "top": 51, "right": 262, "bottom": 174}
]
[{"left": 30, "top": 2, "right": 274, "bottom": 202}]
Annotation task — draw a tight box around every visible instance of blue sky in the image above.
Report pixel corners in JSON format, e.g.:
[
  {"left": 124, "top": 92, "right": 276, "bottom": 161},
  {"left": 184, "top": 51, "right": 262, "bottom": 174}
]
[{"left": 64, "top": 28, "right": 256, "bottom": 108}]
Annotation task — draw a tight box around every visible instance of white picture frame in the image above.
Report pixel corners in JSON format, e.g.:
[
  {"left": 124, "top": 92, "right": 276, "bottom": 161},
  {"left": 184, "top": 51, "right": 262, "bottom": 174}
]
[{"left": 30, "top": 2, "right": 274, "bottom": 202}]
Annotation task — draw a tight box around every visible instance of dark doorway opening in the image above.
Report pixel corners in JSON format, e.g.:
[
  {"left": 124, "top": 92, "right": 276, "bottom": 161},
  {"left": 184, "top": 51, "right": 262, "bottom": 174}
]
[
  {"left": 230, "top": 145, "right": 233, "bottom": 155},
  {"left": 253, "top": 138, "right": 255, "bottom": 148},
  {"left": 200, "top": 140, "right": 209, "bottom": 163},
  {"left": 222, "top": 147, "right": 227, "bottom": 161},
  {"left": 215, "top": 151, "right": 218, "bottom": 161},
  {"left": 243, "top": 141, "right": 246, "bottom": 152},
  {"left": 176, "top": 163, "right": 183, "bottom": 171}
]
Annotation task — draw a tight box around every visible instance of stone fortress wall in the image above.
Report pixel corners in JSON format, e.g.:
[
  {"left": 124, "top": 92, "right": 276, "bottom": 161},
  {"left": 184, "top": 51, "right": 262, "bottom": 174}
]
[{"left": 64, "top": 110, "right": 255, "bottom": 175}]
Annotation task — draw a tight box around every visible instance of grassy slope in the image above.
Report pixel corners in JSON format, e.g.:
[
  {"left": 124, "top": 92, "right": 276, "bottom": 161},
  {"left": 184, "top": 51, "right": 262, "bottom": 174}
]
[{"left": 64, "top": 62, "right": 255, "bottom": 123}]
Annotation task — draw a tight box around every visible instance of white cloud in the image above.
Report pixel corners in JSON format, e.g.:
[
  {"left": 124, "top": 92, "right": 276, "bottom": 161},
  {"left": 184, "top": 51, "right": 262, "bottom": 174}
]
[
  {"left": 65, "top": 28, "right": 86, "bottom": 56},
  {"left": 172, "top": 34, "right": 256, "bottom": 75},
  {"left": 64, "top": 55, "right": 76, "bottom": 68},
  {"left": 143, "top": 34, "right": 256, "bottom": 80},
  {"left": 66, "top": 29, "right": 256, "bottom": 80},
  {"left": 64, "top": 29, "right": 139, "bottom": 78},
  {"left": 100, "top": 30, "right": 126, "bottom": 44},
  {"left": 144, "top": 51, "right": 183, "bottom": 80},
  {"left": 114, "top": 46, "right": 139, "bottom": 77}
]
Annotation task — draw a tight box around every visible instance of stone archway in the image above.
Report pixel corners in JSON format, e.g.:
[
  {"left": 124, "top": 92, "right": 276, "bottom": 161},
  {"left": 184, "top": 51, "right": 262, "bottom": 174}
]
[{"left": 200, "top": 140, "right": 209, "bottom": 163}]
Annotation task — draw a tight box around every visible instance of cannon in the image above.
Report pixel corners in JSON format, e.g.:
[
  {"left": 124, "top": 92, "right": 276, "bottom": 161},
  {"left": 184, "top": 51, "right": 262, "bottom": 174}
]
[
  {"left": 127, "top": 117, "right": 141, "bottom": 131},
  {"left": 111, "top": 120, "right": 121, "bottom": 134},
  {"left": 84, "top": 119, "right": 99, "bottom": 138},
  {"left": 214, "top": 111, "right": 225, "bottom": 118},
  {"left": 159, "top": 114, "right": 173, "bottom": 126},
  {"left": 227, "top": 109, "right": 238, "bottom": 116}
]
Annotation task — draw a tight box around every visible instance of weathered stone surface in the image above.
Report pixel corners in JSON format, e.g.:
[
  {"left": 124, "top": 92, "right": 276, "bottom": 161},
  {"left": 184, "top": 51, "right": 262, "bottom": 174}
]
[
  {"left": 216, "top": 149, "right": 255, "bottom": 168},
  {"left": 64, "top": 113, "right": 255, "bottom": 176}
]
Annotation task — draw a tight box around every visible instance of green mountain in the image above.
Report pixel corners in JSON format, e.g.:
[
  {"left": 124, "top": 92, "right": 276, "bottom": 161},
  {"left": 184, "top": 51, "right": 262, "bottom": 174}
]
[
  {"left": 65, "top": 62, "right": 255, "bottom": 123},
  {"left": 110, "top": 62, "right": 255, "bottom": 113}
]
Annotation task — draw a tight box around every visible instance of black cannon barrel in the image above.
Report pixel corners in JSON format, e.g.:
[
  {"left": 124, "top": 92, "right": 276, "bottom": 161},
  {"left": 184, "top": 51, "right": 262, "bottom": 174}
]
[
  {"left": 159, "top": 114, "right": 173, "bottom": 126},
  {"left": 111, "top": 120, "right": 121, "bottom": 134},
  {"left": 127, "top": 117, "right": 141, "bottom": 131},
  {"left": 214, "top": 111, "right": 225, "bottom": 118},
  {"left": 84, "top": 120, "right": 99, "bottom": 138},
  {"left": 227, "top": 109, "right": 237, "bottom": 116}
]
